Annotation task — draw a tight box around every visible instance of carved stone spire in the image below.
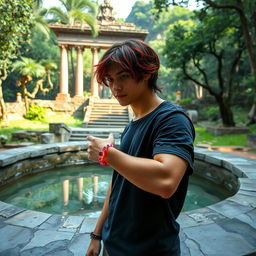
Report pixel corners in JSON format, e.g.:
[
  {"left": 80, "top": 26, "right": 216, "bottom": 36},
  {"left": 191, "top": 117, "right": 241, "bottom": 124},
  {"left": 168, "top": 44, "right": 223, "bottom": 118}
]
[{"left": 97, "top": 0, "right": 115, "bottom": 23}]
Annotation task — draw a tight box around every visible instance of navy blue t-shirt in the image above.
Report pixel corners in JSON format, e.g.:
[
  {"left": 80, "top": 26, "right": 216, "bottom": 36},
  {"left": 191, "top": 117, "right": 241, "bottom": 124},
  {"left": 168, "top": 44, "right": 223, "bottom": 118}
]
[{"left": 102, "top": 101, "right": 195, "bottom": 256}]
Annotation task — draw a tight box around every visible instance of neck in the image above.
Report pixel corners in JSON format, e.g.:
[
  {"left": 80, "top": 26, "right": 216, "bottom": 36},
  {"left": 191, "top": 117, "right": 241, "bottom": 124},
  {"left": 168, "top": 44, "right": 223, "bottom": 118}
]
[{"left": 131, "top": 92, "right": 164, "bottom": 120}]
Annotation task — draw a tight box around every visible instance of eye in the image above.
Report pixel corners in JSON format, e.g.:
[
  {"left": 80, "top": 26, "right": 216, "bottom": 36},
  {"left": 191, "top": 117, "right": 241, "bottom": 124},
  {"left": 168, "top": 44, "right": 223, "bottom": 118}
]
[
  {"left": 104, "top": 77, "right": 113, "bottom": 86},
  {"left": 120, "top": 73, "right": 130, "bottom": 79}
]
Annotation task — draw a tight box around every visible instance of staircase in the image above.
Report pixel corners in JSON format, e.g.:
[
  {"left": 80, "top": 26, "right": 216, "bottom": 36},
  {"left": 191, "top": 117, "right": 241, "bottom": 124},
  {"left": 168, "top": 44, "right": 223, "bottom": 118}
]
[
  {"left": 83, "top": 98, "right": 130, "bottom": 128},
  {"left": 69, "top": 98, "right": 131, "bottom": 143}
]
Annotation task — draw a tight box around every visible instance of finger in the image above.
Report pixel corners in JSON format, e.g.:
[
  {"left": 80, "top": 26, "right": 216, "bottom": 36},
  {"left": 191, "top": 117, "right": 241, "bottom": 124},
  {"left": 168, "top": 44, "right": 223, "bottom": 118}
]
[
  {"left": 108, "top": 133, "right": 114, "bottom": 141},
  {"left": 86, "top": 136, "right": 95, "bottom": 142}
]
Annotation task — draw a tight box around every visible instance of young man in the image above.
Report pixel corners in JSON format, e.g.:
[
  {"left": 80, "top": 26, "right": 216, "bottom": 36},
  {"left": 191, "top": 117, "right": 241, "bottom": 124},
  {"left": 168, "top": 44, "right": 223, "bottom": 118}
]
[{"left": 85, "top": 39, "right": 195, "bottom": 256}]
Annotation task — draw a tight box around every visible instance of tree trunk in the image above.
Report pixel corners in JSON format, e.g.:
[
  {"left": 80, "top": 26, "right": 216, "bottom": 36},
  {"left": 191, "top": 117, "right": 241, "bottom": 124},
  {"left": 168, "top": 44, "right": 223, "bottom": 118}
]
[
  {"left": 0, "top": 84, "right": 8, "bottom": 121},
  {"left": 21, "top": 82, "right": 29, "bottom": 114},
  {"left": 216, "top": 96, "right": 235, "bottom": 127},
  {"left": 0, "top": 64, "right": 8, "bottom": 121}
]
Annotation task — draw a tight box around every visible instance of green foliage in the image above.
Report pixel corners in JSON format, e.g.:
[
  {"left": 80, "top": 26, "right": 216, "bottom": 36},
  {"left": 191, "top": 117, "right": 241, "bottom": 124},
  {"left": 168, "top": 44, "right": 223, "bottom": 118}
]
[
  {"left": 24, "top": 104, "right": 47, "bottom": 121},
  {"left": 126, "top": 1, "right": 155, "bottom": 31},
  {"left": 164, "top": 8, "right": 244, "bottom": 126},
  {"left": 179, "top": 98, "right": 192, "bottom": 104},
  {"left": 12, "top": 57, "right": 45, "bottom": 77},
  {"left": 47, "top": 0, "right": 98, "bottom": 36},
  {"left": 83, "top": 90, "right": 91, "bottom": 98},
  {"left": 199, "top": 106, "right": 219, "bottom": 121},
  {"left": 0, "top": 0, "right": 33, "bottom": 69}
]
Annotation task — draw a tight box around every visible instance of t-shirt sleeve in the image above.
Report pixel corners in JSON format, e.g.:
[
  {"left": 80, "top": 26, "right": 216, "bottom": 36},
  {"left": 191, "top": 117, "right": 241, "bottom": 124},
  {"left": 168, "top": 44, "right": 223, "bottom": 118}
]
[{"left": 152, "top": 111, "right": 195, "bottom": 175}]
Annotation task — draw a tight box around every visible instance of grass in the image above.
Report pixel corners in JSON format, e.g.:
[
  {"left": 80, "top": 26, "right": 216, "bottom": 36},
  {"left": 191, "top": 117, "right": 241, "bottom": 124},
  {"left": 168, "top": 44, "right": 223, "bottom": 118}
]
[{"left": 0, "top": 114, "right": 83, "bottom": 143}]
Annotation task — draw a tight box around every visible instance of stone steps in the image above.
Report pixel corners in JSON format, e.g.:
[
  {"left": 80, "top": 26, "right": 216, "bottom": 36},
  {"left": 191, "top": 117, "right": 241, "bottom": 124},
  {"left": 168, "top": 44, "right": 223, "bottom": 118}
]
[{"left": 82, "top": 98, "right": 129, "bottom": 129}]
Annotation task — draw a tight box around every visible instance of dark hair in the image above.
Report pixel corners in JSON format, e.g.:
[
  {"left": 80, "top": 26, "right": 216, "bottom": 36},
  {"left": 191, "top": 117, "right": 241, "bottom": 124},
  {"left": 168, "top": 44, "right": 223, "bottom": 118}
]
[{"left": 95, "top": 39, "right": 161, "bottom": 93}]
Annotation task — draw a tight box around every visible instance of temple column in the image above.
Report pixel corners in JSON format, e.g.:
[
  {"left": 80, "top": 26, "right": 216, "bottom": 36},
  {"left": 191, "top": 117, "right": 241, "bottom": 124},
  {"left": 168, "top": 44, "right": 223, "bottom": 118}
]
[
  {"left": 90, "top": 47, "right": 100, "bottom": 98},
  {"left": 56, "top": 44, "right": 70, "bottom": 101},
  {"left": 74, "top": 46, "right": 84, "bottom": 98}
]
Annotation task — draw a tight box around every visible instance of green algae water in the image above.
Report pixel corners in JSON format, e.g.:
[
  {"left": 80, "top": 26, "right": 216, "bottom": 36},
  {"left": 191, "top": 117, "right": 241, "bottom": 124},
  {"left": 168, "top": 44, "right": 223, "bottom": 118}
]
[{"left": 0, "top": 164, "right": 231, "bottom": 217}]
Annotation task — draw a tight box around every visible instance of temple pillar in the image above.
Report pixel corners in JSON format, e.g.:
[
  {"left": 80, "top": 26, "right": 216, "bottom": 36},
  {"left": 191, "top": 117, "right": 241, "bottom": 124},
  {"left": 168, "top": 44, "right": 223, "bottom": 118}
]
[
  {"left": 56, "top": 44, "right": 70, "bottom": 101},
  {"left": 74, "top": 46, "right": 84, "bottom": 98},
  {"left": 91, "top": 47, "right": 100, "bottom": 98}
]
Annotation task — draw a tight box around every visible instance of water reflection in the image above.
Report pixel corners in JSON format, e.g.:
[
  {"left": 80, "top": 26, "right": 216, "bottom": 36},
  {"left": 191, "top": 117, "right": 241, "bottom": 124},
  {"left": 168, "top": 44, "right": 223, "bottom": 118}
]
[
  {"left": 61, "top": 174, "right": 108, "bottom": 216},
  {"left": 0, "top": 164, "right": 231, "bottom": 217}
]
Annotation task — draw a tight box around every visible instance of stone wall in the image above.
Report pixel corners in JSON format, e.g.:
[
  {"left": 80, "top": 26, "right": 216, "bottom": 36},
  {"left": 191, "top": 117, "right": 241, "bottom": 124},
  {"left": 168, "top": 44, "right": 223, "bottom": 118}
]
[{"left": 5, "top": 98, "right": 89, "bottom": 120}]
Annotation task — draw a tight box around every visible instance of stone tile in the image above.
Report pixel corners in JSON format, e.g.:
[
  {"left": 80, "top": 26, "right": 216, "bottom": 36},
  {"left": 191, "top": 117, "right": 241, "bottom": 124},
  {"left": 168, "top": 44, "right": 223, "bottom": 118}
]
[
  {"left": 21, "top": 229, "right": 74, "bottom": 251},
  {"left": 228, "top": 194, "right": 256, "bottom": 208},
  {"left": 0, "top": 201, "right": 13, "bottom": 212},
  {"left": 183, "top": 237, "right": 205, "bottom": 256},
  {"left": 80, "top": 217, "right": 98, "bottom": 233},
  {"left": 0, "top": 205, "right": 25, "bottom": 218},
  {"left": 243, "top": 172, "right": 256, "bottom": 179},
  {"left": 204, "top": 155, "right": 222, "bottom": 167},
  {"left": 239, "top": 178, "right": 256, "bottom": 192},
  {"left": 0, "top": 225, "right": 33, "bottom": 252},
  {"left": 59, "top": 143, "right": 82, "bottom": 153},
  {"left": 209, "top": 200, "right": 253, "bottom": 218},
  {"left": 183, "top": 223, "right": 254, "bottom": 256},
  {"left": 69, "top": 233, "right": 92, "bottom": 256},
  {"left": 218, "top": 218, "right": 256, "bottom": 248},
  {"left": 230, "top": 166, "right": 245, "bottom": 178},
  {"left": 179, "top": 232, "right": 191, "bottom": 256},
  {"left": 5, "top": 210, "right": 50, "bottom": 228},
  {"left": 236, "top": 208, "right": 256, "bottom": 230},
  {"left": 39, "top": 214, "right": 68, "bottom": 230},
  {"left": 238, "top": 190, "right": 256, "bottom": 197},
  {"left": 29, "top": 146, "right": 48, "bottom": 158},
  {"left": 187, "top": 212, "right": 214, "bottom": 225},
  {"left": 20, "top": 239, "right": 73, "bottom": 256},
  {"left": 0, "top": 151, "right": 19, "bottom": 166},
  {"left": 194, "top": 151, "right": 205, "bottom": 161},
  {"left": 186, "top": 207, "right": 226, "bottom": 223},
  {"left": 59, "top": 215, "right": 84, "bottom": 232},
  {"left": 177, "top": 213, "right": 198, "bottom": 228}
]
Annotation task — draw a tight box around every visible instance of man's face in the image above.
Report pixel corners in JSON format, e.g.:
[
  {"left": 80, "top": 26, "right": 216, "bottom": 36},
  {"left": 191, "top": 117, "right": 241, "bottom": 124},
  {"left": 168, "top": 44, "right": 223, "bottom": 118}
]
[{"left": 104, "top": 64, "right": 149, "bottom": 106}]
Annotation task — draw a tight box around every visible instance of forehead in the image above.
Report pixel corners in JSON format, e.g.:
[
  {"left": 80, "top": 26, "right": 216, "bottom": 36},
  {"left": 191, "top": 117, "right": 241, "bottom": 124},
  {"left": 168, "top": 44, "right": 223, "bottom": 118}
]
[{"left": 105, "top": 63, "right": 128, "bottom": 76}]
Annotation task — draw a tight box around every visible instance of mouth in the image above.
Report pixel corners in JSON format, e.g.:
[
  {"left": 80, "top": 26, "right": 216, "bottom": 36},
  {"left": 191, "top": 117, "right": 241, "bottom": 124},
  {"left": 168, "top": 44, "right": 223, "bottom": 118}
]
[{"left": 115, "top": 94, "right": 127, "bottom": 99}]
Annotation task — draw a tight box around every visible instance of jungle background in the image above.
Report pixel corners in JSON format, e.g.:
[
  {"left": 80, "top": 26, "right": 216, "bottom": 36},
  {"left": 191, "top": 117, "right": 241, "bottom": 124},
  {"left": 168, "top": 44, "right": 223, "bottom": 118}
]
[{"left": 1, "top": 0, "right": 256, "bottom": 148}]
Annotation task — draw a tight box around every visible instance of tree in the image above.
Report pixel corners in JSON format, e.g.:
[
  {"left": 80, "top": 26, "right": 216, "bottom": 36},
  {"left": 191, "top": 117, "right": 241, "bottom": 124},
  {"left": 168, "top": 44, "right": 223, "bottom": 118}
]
[
  {"left": 154, "top": 0, "right": 256, "bottom": 124},
  {"left": 164, "top": 10, "right": 244, "bottom": 126},
  {"left": 126, "top": 1, "right": 156, "bottom": 31},
  {"left": 0, "top": 0, "right": 33, "bottom": 121},
  {"left": 12, "top": 57, "right": 57, "bottom": 113}
]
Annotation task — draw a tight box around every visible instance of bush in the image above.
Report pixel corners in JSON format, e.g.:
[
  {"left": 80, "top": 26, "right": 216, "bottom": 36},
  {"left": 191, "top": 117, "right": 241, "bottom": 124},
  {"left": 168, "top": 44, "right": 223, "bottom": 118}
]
[
  {"left": 199, "top": 106, "right": 220, "bottom": 121},
  {"left": 24, "top": 104, "right": 47, "bottom": 121}
]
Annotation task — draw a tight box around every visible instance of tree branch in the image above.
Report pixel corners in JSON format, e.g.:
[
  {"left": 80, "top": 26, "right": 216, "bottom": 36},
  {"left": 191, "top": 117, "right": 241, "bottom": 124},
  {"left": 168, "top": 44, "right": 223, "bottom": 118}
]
[{"left": 205, "top": 0, "right": 243, "bottom": 13}]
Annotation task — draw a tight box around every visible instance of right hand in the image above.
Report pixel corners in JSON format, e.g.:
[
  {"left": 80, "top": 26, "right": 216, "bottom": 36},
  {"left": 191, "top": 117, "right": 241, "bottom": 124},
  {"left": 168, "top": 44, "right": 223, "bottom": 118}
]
[{"left": 85, "top": 239, "right": 101, "bottom": 256}]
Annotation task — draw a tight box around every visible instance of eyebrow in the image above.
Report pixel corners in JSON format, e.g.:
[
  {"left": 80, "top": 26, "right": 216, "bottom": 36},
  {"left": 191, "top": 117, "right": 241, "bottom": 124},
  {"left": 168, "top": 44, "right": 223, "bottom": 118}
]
[{"left": 106, "top": 69, "right": 130, "bottom": 77}]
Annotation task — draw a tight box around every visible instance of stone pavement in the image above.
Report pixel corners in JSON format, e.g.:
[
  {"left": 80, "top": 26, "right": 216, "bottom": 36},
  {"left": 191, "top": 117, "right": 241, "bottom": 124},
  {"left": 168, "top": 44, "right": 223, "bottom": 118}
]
[{"left": 0, "top": 145, "right": 255, "bottom": 256}]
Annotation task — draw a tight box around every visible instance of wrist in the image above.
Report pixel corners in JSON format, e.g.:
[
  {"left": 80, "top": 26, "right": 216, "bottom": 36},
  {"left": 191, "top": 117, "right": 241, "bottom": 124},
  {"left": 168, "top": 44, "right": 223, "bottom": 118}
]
[
  {"left": 90, "top": 232, "right": 102, "bottom": 240},
  {"left": 99, "top": 144, "right": 114, "bottom": 166}
]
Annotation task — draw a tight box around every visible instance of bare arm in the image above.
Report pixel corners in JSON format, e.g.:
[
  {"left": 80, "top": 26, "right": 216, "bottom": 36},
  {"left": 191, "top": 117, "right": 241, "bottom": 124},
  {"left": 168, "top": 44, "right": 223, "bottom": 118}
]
[
  {"left": 87, "top": 134, "right": 188, "bottom": 199},
  {"left": 85, "top": 182, "right": 111, "bottom": 256},
  {"left": 93, "top": 181, "right": 111, "bottom": 235}
]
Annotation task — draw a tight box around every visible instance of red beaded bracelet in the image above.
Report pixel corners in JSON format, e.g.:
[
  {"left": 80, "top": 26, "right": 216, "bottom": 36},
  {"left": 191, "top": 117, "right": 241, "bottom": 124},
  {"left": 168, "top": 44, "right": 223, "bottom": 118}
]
[{"left": 99, "top": 144, "right": 114, "bottom": 166}]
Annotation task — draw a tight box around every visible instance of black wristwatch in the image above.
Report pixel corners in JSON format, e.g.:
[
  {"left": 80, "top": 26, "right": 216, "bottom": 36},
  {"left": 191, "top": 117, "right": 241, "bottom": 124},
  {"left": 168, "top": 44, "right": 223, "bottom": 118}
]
[{"left": 90, "top": 232, "right": 102, "bottom": 240}]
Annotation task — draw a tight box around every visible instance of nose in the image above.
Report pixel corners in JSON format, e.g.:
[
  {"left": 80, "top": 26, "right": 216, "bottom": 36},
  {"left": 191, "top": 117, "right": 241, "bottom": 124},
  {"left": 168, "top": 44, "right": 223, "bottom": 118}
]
[{"left": 111, "top": 79, "right": 122, "bottom": 91}]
